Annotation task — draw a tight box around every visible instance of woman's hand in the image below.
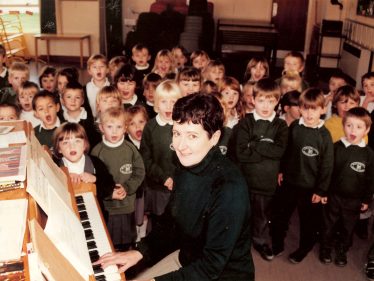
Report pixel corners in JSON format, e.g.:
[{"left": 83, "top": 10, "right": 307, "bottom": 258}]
[
  {"left": 164, "top": 177, "right": 173, "bottom": 190},
  {"left": 93, "top": 250, "right": 143, "bottom": 273},
  {"left": 80, "top": 172, "right": 96, "bottom": 183},
  {"left": 311, "top": 193, "right": 321, "bottom": 203}
]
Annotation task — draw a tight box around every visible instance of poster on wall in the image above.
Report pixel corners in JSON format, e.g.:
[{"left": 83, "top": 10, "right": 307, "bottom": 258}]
[{"left": 357, "top": 0, "right": 374, "bottom": 17}]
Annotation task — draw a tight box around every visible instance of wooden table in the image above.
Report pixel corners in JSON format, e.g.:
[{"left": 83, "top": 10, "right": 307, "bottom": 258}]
[{"left": 34, "top": 33, "right": 91, "bottom": 68}]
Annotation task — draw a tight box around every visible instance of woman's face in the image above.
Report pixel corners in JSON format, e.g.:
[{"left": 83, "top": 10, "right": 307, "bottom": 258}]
[{"left": 172, "top": 121, "right": 219, "bottom": 167}]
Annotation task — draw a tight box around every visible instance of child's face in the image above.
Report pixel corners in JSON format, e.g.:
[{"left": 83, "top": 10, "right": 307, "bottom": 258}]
[
  {"left": 285, "top": 105, "right": 300, "bottom": 120},
  {"left": 62, "top": 89, "right": 84, "bottom": 113},
  {"left": 158, "top": 97, "right": 177, "bottom": 122},
  {"left": 281, "top": 80, "right": 300, "bottom": 95},
  {"left": 221, "top": 87, "right": 239, "bottom": 110},
  {"left": 143, "top": 86, "right": 155, "bottom": 103},
  {"left": 19, "top": 88, "right": 38, "bottom": 112},
  {"left": 243, "top": 86, "right": 254, "bottom": 112},
  {"left": 127, "top": 112, "right": 147, "bottom": 142},
  {"left": 300, "top": 105, "right": 325, "bottom": 127},
  {"left": 363, "top": 78, "right": 374, "bottom": 97},
  {"left": 179, "top": 80, "right": 201, "bottom": 97},
  {"left": 284, "top": 56, "right": 304, "bottom": 73},
  {"left": 156, "top": 56, "right": 172, "bottom": 76},
  {"left": 250, "top": 62, "right": 266, "bottom": 81},
  {"left": 9, "top": 71, "right": 28, "bottom": 91},
  {"left": 132, "top": 49, "right": 150, "bottom": 67},
  {"left": 206, "top": 67, "right": 224, "bottom": 84},
  {"left": 173, "top": 49, "right": 187, "bottom": 68},
  {"left": 34, "top": 97, "right": 60, "bottom": 129},
  {"left": 0, "top": 54, "right": 6, "bottom": 68},
  {"left": 41, "top": 74, "right": 55, "bottom": 93},
  {"left": 344, "top": 116, "right": 369, "bottom": 145},
  {"left": 57, "top": 75, "right": 68, "bottom": 95},
  {"left": 97, "top": 96, "right": 121, "bottom": 114},
  {"left": 100, "top": 118, "right": 126, "bottom": 144},
  {"left": 336, "top": 97, "right": 359, "bottom": 118},
  {"left": 117, "top": 80, "right": 136, "bottom": 102},
  {"left": 192, "top": 55, "right": 209, "bottom": 70},
  {"left": 0, "top": 106, "right": 18, "bottom": 121},
  {"left": 253, "top": 95, "right": 278, "bottom": 118},
  {"left": 329, "top": 77, "right": 346, "bottom": 93},
  {"left": 88, "top": 61, "right": 108, "bottom": 82},
  {"left": 58, "top": 135, "right": 86, "bottom": 163}
]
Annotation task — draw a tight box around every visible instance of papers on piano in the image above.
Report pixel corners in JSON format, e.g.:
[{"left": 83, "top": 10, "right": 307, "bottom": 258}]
[
  {"left": 0, "top": 198, "right": 28, "bottom": 262},
  {"left": 0, "top": 145, "right": 27, "bottom": 183},
  {"left": 0, "top": 131, "right": 27, "bottom": 148}
]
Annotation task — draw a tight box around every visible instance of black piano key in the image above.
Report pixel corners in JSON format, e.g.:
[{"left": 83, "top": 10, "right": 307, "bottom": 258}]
[
  {"left": 90, "top": 254, "right": 100, "bottom": 263},
  {"left": 87, "top": 241, "right": 97, "bottom": 250},
  {"left": 75, "top": 195, "right": 84, "bottom": 204},
  {"left": 93, "top": 264, "right": 103, "bottom": 274},
  {"left": 79, "top": 211, "right": 89, "bottom": 221},
  {"left": 82, "top": 220, "right": 91, "bottom": 229},
  {"left": 95, "top": 274, "right": 106, "bottom": 281},
  {"left": 77, "top": 204, "right": 86, "bottom": 211},
  {"left": 85, "top": 229, "right": 94, "bottom": 240}
]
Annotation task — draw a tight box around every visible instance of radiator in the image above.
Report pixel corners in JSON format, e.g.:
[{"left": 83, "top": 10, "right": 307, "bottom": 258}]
[{"left": 340, "top": 41, "right": 373, "bottom": 89}]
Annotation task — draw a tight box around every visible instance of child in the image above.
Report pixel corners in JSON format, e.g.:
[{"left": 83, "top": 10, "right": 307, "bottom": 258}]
[
  {"left": 0, "top": 62, "right": 29, "bottom": 105},
  {"left": 52, "top": 122, "right": 118, "bottom": 221},
  {"left": 320, "top": 107, "right": 374, "bottom": 267},
  {"left": 219, "top": 76, "right": 244, "bottom": 128},
  {"left": 361, "top": 71, "right": 374, "bottom": 113},
  {"left": 33, "top": 90, "right": 61, "bottom": 149},
  {"left": 171, "top": 45, "right": 188, "bottom": 70},
  {"left": 271, "top": 88, "right": 334, "bottom": 264},
  {"left": 280, "top": 51, "right": 309, "bottom": 91},
  {"left": 242, "top": 81, "right": 256, "bottom": 114},
  {"left": 108, "top": 55, "right": 127, "bottom": 82},
  {"left": 325, "top": 85, "right": 361, "bottom": 143},
  {"left": 0, "top": 44, "right": 9, "bottom": 89},
  {"left": 203, "top": 59, "right": 225, "bottom": 88},
  {"left": 18, "top": 81, "right": 41, "bottom": 128},
  {"left": 114, "top": 64, "right": 145, "bottom": 109},
  {"left": 142, "top": 72, "right": 162, "bottom": 119},
  {"left": 38, "top": 65, "right": 56, "bottom": 93},
  {"left": 61, "top": 81, "right": 100, "bottom": 149},
  {"left": 85, "top": 54, "right": 110, "bottom": 118},
  {"left": 131, "top": 44, "right": 152, "bottom": 92},
  {"left": 91, "top": 107, "right": 145, "bottom": 249},
  {"left": 95, "top": 85, "right": 122, "bottom": 125},
  {"left": 279, "top": 90, "right": 301, "bottom": 126},
  {"left": 243, "top": 56, "right": 269, "bottom": 83},
  {"left": 235, "top": 78, "right": 288, "bottom": 261},
  {"left": 324, "top": 71, "right": 349, "bottom": 119},
  {"left": 151, "top": 49, "right": 174, "bottom": 78},
  {"left": 0, "top": 102, "right": 20, "bottom": 121},
  {"left": 190, "top": 50, "right": 210, "bottom": 71},
  {"left": 176, "top": 66, "right": 201, "bottom": 97},
  {"left": 140, "top": 80, "right": 181, "bottom": 217},
  {"left": 279, "top": 70, "right": 302, "bottom": 96},
  {"left": 55, "top": 67, "right": 79, "bottom": 98},
  {"left": 201, "top": 80, "right": 218, "bottom": 94}
]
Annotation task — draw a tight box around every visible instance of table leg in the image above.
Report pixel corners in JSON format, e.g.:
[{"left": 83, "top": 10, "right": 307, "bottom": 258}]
[
  {"left": 34, "top": 37, "right": 38, "bottom": 65},
  {"left": 46, "top": 40, "right": 50, "bottom": 64},
  {"left": 88, "top": 37, "right": 91, "bottom": 57},
  {"left": 80, "top": 39, "right": 83, "bottom": 68}
]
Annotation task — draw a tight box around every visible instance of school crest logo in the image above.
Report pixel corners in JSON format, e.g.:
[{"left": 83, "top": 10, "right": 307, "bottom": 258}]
[
  {"left": 302, "top": 146, "right": 319, "bottom": 157},
  {"left": 219, "top": 145, "right": 227, "bottom": 155},
  {"left": 120, "top": 164, "right": 132, "bottom": 175},
  {"left": 350, "top": 162, "right": 365, "bottom": 173},
  {"left": 260, "top": 138, "right": 274, "bottom": 143}
]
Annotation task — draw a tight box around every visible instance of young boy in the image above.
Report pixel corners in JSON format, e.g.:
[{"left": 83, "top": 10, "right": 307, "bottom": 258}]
[
  {"left": 0, "top": 45, "right": 9, "bottom": 89},
  {"left": 18, "top": 81, "right": 41, "bottom": 128},
  {"left": 142, "top": 72, "right": 161, "bottom": 119},
  {"left": 0, "top": 102, "right": 20, "bottom": 121},
  {"left": 131, "top": 44, "right": 152, "bottom": 94},
  {"left": 85, "top": 54, "right": 110, "bottom": 118},
  {"left": 91, "top": 107, "right": 145, "bottom": 249},
  {"left": 33, "top": 90, "right": 61, "bottom": 149},
  {"left": 235, "top": 78, "right": 288, "bottom": 261},
  {"left": 0, "top": 62, "right": 29, "bottom": 105},
  {"left": 203, "top": 59, "right": 225, "bottom": 87},
  {"left": 271, "top": 88, "right": 334, "bottom": 264},
  {"left": 176, "top": 66, "right": 202, "bottom": 97},
  {"left": 320, "top": 107, "right": 374, "bottom": 267},
  {"left": 361, "top": 71, "right": 374, "bottom": 113},
  {"left": 324, "top": 71, "right": 349, "bottom": 119},
  {"left": 190, "top": 50, "right": 210, "bottom": 71}
]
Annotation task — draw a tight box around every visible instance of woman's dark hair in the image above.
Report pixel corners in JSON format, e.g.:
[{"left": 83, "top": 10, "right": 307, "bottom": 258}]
[{"left": 172, "top": 93, "right": 224, "bottom": 138}]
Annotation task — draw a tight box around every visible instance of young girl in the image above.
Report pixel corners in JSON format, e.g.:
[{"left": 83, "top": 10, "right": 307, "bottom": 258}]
[
  {"left": 176, "top": 66, "right": 202, "bottom": 97},
  {"left": 18, "top": 81, "right": 41, "bottom": 127},
  {"left": 219, "top": 76, "right": 244, "bottom": 128},
  {"left": 242, "top": 81, "right": 256, "bottom": 114},
  {"left": 279, "top": 90, "right": 301, "bottom": 126},
  {"left": 171, "top": 45, "right": 188, "bottom": 70},
  {"left": 151, "top": 49, "right": 175, "bottom": 78},
  {"left": 55, "top": 67, "right": 79, "bottom": 98},
  {"left": 0, "top": 102, "right": 20, "bottom": 121},
  {"left": 190, "top": 50, "right": 210, "bottom": 71},
  {"left": 140, "top": 80, "right": 181, "bottom": 217},
  {"left": 203, "top": 59, "right": 225, "bottom": 88},
  {"left": 243, "top": 56, "right": 269, "bottom": 83},
  {"left": 280, "top": 70, "right": 302, "bottom": 96},
  {"left": 95, "top": 85, "right": 122, "bottom": 124},
  {"left": 52, "top": 122, "right": 117, "bottom": 220},
  {"left": 39, "top": 65, "right": 56, "bottom": 93},
  {"left": 201, "top": 80, "right": 218, "bottom": 94}
]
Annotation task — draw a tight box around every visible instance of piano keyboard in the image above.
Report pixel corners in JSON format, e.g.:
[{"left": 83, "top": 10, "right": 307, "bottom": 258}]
[{"left": 75, "top": 192, "right": 122, "bottom": 281}]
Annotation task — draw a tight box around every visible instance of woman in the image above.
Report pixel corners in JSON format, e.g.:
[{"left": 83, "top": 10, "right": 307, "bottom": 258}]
[{"left": 94, "top": 93, "right": 254, "bottom": 281}]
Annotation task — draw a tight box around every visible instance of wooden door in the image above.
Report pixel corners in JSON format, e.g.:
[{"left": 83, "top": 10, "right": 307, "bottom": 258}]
[{"left": 271, "top": 0, "right": 309, "bottom": 51}]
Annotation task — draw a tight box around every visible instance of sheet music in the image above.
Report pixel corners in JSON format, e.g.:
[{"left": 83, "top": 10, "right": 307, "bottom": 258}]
[
  {"left": 0, "top": 131, "right": 27, "bottom": 148},
  {"left": 44, "top": 187, "right": 93, "bottom": 281},
  {"left": 27, "top": 158, "right": 49, "bottom": 213},
  {"left": 0, "top": 199, "right": 28, "bottom": 262},
  {"left": 0, "top": 145, "right": 27, "bottom": 182}
]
